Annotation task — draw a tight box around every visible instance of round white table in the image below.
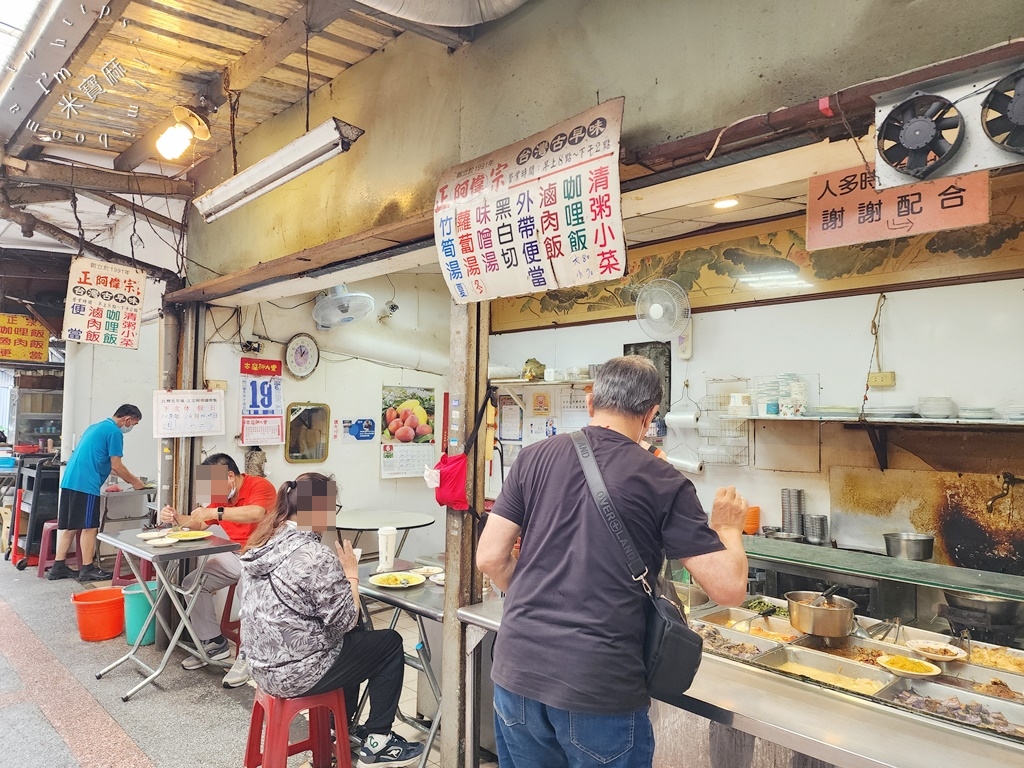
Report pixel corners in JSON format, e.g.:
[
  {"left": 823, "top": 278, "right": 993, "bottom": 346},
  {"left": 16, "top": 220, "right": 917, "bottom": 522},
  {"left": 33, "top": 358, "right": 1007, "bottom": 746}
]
[{"left": 335, "top": 510, "right": 436, "bottom": 558}]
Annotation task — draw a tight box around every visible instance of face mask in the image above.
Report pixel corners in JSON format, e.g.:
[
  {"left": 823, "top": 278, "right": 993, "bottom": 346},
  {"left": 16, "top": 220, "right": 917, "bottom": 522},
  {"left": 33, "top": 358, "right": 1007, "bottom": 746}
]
[
  {"left": 227, "top": 484, "right": 236, "bottom": 500},
  {"left": 120, "top": 424, "right": 134, "bottom": 434}
]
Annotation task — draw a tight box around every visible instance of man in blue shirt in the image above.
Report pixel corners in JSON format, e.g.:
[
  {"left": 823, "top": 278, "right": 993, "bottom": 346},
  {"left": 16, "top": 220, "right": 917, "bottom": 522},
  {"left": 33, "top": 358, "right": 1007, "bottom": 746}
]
[{"left": 47, "top": 404, "right": 147, "bottom": 582}]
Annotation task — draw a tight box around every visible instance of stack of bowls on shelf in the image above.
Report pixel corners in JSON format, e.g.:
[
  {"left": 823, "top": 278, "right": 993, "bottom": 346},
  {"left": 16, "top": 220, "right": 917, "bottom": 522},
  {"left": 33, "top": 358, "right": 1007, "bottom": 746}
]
[
  {"left": 1004, "top": 405, "right": 1024, "bottom": 422},
  {"left": 802, "top": 514, "right": 829, "bottom": 545},
  {"left": 917, "top": 396, "right": 956, "bottom": 419},
  {"left": 781, "top": 488, "right": 805, "bottom": 535},
  {"left": 957, "top": 406, "right": 998, "bottom": 420}
]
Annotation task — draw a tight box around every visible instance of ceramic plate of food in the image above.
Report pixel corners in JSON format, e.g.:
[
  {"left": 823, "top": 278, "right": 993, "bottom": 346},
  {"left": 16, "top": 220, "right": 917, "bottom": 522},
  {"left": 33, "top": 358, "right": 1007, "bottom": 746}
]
[
  {"left": 906, "top": 639, "right": 968, "bottom": 662},
  {"left": 429, "top": 573, "right": 445, "bottom": 585},
  {"left": 878, "top": 654, "right": 942, "bottom": 678},
  {"left": 165, "top": 529, "right": 213, "bottom": 541},
  {"left": 137, "top": 530, "right": 169, "bottom": 540},
  {"left": 148, "top": 537, "right": 176, "bottom": 548},
  {"left": 369, "top": 572, "right": 426, "bottom": 589},
  {"left": 412, "top": 566, "right": 442, "bottom": 576}
]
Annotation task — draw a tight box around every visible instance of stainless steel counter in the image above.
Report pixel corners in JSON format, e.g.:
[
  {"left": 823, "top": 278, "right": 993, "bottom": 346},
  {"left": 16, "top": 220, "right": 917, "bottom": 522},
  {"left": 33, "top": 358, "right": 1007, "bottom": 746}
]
[{"left": 457, "top": 598, "right": 1024, "bottom": 768}]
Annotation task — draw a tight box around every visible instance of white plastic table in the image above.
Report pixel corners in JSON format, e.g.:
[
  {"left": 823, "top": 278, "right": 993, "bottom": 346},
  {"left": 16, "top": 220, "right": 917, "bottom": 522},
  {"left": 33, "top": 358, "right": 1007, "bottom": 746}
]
[
  {"left": 335, "top": 510, "right": 435, "bottom": 558},
  {"left": 94, "top": 528, "right": 239, "bottom": 701}
]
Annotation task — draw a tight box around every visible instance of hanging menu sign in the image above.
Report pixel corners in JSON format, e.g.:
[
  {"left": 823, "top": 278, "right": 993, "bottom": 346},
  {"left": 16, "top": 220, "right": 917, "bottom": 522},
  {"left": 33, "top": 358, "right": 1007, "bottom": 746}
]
[
  {"left": 239, "top": 357, "right": 285, "bottom": 445},
  {"left": 435, "top": 98, "right": 626, "bottom": 303},
  {"left": 62, "top": 258, "right": 147, "bottom": 349},
  {"left": 0, "top": 312, "right": 49, "bottom": 362}
]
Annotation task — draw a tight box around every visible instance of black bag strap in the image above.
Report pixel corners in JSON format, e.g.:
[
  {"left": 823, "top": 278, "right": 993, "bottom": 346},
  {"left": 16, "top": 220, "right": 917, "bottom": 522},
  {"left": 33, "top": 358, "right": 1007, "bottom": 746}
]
[
  {"left": 463, "top": 384, "right": 498, "bottom": 455},
  {"left": 570, "top": 430, "right": 653, "bottom": 597}
]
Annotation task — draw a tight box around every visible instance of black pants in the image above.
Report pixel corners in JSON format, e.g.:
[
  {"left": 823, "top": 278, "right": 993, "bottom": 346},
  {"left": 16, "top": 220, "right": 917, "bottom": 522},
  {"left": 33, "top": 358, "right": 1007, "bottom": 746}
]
[{"left": 304, "top": 626, "right": 405, "bottom": 736}]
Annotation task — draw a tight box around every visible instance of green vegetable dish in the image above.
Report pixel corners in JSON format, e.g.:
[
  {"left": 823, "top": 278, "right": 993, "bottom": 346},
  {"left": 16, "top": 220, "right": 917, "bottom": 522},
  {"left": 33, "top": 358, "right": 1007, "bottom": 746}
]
[{"left": 743, "top": 597, "right": 789, "bottom": 619}]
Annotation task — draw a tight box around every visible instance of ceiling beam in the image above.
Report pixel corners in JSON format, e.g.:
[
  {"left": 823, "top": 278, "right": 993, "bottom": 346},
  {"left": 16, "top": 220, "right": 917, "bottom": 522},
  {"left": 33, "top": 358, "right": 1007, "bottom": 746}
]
[
  {"left": 78, "top": 190, "right": 184, "bottom": 236},
  {"left": 5, "top": 0, "right": 133, "bottom": 156},
  {"left": 350, "top": 2, "right": 472, "bottom": 49},
  {"left": 115, "top": 0, "right": 359, "bottom": 172},
  {"left": 2, "top": 156, "right": 193, "bottom": 197},
  {"left": 5, "top": 186, "right": 73, "bottom": 206},
  {"left": 0, "top": 188, "right": 181, "bottom": 286}
]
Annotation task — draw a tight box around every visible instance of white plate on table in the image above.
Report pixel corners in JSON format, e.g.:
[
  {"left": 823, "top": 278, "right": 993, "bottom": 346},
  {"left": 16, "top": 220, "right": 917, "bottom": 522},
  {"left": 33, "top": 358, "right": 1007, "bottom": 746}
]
[
  {"left": 368, "top": 572, "right": 426, "bottom": 589},
  {"left": 906, "top": 639, "right": 968, "bottom": 662},
  {"left": 148, "top": 537, "right": 176, "bottom": 548},
  {"left": 429, "top": 573, "right": 445, "bottom": 585},
  {"left": 412, "top": 566, "right": 442, "bottom": 576},
  {"left": 137, "top": 530, "right": 168, "bottom": 540}
]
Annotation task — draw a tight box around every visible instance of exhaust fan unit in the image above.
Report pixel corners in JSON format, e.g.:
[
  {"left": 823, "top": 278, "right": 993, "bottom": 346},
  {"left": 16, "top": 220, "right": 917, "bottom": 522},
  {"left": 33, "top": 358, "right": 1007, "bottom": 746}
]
[
  {"left": 873, "top": 60, "right": 1024, "bottom": 190},
  {"left": 312, "top": 285, "right": 375, "bottom": 330}
]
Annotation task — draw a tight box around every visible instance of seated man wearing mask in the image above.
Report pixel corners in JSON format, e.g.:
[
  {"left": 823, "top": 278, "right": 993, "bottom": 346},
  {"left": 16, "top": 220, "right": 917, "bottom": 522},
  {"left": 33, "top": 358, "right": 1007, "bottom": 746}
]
[{"left": 159, "top": 452, "right": 275, "bottom": 688}]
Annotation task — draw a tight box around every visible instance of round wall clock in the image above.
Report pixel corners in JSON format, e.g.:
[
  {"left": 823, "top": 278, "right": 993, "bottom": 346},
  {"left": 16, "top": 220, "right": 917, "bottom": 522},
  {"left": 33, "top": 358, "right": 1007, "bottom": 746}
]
[{"left": 284, "top": 333, "right": 320, "bottom": 379}]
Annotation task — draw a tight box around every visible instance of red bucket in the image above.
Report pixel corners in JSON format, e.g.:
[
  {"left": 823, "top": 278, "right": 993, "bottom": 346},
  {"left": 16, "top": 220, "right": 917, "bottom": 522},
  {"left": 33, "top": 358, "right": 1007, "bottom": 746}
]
[{"left": 71, "top": 587, "right": 125, "bottom": 641}]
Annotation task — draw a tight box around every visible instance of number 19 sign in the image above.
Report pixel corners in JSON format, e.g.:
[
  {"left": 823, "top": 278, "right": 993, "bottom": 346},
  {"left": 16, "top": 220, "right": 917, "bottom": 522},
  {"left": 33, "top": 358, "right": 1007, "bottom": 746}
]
[{"left": 240, "top": 357, "right": 284, "bottom": 445}]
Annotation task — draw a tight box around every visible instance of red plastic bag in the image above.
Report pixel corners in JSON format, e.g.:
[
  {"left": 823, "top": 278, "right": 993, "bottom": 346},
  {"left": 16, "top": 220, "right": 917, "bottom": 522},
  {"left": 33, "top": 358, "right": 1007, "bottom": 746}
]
[{"left": 434, "top": 452, "right": 469, "bottom": 510}]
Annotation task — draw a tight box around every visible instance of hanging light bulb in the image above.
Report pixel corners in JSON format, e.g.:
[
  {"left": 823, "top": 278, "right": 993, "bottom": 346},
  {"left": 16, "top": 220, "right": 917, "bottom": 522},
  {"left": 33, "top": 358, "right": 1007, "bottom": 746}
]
[
  {"left": 156, "top": 122, "right": 195, "bottom": 160},
  {"left": 155, "top": 104, "right": 212, "bottom": 160}
]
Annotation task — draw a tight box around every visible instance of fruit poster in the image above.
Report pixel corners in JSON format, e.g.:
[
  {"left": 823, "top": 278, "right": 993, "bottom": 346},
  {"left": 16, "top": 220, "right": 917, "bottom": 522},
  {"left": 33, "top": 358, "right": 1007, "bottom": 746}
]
[{"left": 380, "top": 385, "right": 437, "bottom": 478}]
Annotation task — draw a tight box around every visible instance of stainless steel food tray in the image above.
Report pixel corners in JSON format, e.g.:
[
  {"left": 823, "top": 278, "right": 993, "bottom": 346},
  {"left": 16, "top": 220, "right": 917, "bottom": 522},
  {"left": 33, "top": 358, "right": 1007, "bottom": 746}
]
[
  {"left": 691, "top": 620, "right": 782, "bottom": 660},
  {"left": 875, "top": 678, "right": 1024, "bottom": 737},
  {"left": 939, "top": 663, "right": 1024, "bottom": 701},
  {"left": 699, "top": 608, "right": 803, "bottom": 641},
  {"left": 794, "top": 633, "right": 904, "bottom": 662},
  {"left": 755, "top": 645, "right": 896, "bottom": 692}
]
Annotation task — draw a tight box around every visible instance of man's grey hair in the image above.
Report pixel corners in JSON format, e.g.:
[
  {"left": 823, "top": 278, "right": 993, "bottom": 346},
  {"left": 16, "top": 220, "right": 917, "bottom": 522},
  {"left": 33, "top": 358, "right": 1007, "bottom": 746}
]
[{"left": 591, "top": 355, "right": 663, "bottom": 417}]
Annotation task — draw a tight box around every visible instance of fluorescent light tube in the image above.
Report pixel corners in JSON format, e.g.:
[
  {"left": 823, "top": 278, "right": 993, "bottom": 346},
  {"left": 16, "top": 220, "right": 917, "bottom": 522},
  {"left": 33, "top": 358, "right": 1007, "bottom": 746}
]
[{"left": 192, "top": 117, "right": 365, "bottom": 223}]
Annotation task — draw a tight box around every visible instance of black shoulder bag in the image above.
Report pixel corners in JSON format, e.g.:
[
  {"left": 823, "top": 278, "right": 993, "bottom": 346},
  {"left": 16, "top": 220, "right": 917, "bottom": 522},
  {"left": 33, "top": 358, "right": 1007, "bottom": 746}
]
[{"left": 570, "top": 430, "right": 703, "bottom": 701}]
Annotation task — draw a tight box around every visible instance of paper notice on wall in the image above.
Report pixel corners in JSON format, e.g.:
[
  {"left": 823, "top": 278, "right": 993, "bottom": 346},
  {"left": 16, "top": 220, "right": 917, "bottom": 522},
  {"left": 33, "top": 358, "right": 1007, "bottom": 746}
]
[
  {"left": 434, "top": 98, "right": 626, "bottom": 303},
  {"left": 153, "top": 390, "right": 225, "bottom": 438},
  {"left": 62, "top": 258, "right": 147, "bottom": 350}
]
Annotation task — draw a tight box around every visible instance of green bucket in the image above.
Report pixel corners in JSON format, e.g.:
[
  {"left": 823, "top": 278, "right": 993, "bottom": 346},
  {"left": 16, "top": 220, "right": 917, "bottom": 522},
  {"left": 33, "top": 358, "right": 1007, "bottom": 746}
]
[{"left": 123, "top": 581, "right": 158, "bottom": 646}]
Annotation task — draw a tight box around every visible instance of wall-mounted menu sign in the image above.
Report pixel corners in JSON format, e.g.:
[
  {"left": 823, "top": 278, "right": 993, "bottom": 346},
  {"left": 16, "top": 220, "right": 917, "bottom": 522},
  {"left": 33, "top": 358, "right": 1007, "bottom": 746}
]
[
  {"left": 0, "top": 312, "right": 49, "bottom": 362},
  {"left": 62, "top": 258, "right": 146, "bottom": 350},
  {"left": 434, "top": 98, "right": 626, "bottom": 303},
  {"left": 153, "top": 389, "right": 225, "bottom": 438}
]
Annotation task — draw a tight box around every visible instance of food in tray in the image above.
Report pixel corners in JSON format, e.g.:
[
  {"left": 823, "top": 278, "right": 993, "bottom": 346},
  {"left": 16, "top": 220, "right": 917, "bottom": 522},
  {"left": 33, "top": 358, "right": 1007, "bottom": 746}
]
[
  {"left": 743, "top": 598, "right": 789, "bottom": 619},
  {"left": 820, "top": 646, "right": 886, "bottom": 667},
  {"left": 749, "top": 625, "right": 799, "bottom": 643},
  {"left": 878, "top": 655, "right": 941, "bottom": 678},
  {"left": 969, "top": 647, "right": 1024, "bottom": 675},
  {"left": 971, "top": 678, "right": 1022, "bottom": 701},
  {"left": 368, "top": 572, "right": 426, "bottom": 588},
  {"left": 694, "top": 624, "right": 764, "bottom": 660},
  {"left": 775, "top": 661, "right": 887, "bottom": 695},
  {"left": 892, "top": 689, "right": 1024, "bottom": 736}
]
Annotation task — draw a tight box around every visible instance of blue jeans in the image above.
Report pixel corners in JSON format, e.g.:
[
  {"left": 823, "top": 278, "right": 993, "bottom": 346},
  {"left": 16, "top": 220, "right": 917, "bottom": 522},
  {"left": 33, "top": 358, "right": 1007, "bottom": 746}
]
[{"left": 493, "top": 684, "right": 654, "bottom": 768}]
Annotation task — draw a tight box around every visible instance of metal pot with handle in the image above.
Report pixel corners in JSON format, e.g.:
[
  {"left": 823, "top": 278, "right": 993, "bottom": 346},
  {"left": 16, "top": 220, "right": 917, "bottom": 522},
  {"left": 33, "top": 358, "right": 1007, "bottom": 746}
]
[{"left": 785, "top": 590, "right": 857, "bottom": 637}]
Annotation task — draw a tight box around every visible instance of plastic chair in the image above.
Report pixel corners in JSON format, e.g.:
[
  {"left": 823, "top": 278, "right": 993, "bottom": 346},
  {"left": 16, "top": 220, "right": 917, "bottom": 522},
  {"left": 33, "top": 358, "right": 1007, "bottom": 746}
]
[
  {"left": 244, "top": 686, "right": 351, "bottom": 768},
  {"left": 221, "top": 582, "right": 241, "bottom": 649},
  {"left": 36, "top": 520, "right": 82, "bottom": 578},
  {"left": 111, "top": 548, "right": 155, "bottom": 587}
]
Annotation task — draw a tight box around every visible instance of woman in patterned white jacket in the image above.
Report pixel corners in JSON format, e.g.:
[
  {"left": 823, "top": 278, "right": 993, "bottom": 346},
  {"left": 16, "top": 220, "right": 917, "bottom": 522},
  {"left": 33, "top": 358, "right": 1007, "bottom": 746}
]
[{"left": 239, "top": 473, "right": 425, "bottom": 767}]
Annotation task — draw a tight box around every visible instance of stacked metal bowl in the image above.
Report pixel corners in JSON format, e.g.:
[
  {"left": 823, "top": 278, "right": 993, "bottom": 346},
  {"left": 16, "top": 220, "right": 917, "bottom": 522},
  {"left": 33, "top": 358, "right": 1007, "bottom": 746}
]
[
  {"left": 781, "top": 488, "right": 805, "bottom": 535},
  {"left": 803, "top": 515, "right": 829, "bottom": 545}
]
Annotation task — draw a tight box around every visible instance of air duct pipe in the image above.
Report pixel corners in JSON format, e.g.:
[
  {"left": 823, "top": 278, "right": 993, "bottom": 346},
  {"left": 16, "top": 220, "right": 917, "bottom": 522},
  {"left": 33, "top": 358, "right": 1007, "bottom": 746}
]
[{"left": 357, "top": 0, "right": 527, "bottom": 27}]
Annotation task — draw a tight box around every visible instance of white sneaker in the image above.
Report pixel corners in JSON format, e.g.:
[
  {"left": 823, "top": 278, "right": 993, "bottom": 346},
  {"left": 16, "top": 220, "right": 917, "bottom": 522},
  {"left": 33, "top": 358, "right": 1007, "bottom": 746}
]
[{"left": 222, "top": 656, "right": 250, "bottom": 688}]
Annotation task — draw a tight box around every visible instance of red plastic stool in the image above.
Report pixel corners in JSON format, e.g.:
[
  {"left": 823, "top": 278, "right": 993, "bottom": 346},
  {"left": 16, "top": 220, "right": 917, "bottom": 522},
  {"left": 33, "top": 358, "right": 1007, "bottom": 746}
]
[
  {"left": 36, "top": 520, "right": 82, "bottom": 578},
  {"left": 111, "top": 548, "right": 155, "bottom": 587},
  {"left": 244, "top": 686, "right": 351, "bottom": 768},
  {"left": 221, "top": 582, "right": 241, "bottom": 649}
]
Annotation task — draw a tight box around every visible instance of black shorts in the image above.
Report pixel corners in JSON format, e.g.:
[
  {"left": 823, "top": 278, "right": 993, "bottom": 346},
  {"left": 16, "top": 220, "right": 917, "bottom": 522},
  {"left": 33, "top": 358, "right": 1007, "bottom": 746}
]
[{"left": 57, "top": 489, "right": 103, "bottom": 530}]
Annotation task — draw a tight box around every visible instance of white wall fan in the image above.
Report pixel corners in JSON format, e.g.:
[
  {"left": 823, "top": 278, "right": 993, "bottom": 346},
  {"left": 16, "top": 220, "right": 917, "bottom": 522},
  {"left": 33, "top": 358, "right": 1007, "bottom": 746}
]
[
  {"left": 312, "top": 285, "right": 375, "bottom": 330},
  {"left": 635, "top": 278, "right": 693, "bottom": 359}
]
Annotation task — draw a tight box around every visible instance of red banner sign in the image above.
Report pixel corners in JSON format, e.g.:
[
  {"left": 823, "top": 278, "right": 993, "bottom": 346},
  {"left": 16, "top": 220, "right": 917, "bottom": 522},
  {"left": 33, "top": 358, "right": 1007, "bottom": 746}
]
[{"left": 240, "top": 357, "right": 282, "bottom": 376}]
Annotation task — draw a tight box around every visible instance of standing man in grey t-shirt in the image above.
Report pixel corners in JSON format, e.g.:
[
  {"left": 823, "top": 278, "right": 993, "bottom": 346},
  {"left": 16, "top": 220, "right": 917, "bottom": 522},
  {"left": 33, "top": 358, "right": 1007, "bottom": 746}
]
[{"left": 478, "top": 355, "right": 749, "bottom": 767}]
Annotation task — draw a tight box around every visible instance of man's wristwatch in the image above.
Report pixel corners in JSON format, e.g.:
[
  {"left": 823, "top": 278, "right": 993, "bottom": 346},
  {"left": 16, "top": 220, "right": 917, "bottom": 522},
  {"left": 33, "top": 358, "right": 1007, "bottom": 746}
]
[{"left": 217, "top": 506, "right": 225, "bottom": 521}]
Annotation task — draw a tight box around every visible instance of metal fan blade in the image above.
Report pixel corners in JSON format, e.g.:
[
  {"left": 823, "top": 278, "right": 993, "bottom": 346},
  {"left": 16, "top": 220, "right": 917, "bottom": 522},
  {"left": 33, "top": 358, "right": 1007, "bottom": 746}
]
[
  {"left": 882, "top": 121, "right": 904, "bottom": 142},
  {"left": 931, "top": 136, "right": 952, "bottom": 157},
  {"left": 1015, "top": 75, "right": 1024, "bottom": 95},
  {"left": 987, "top": 114, "right": 1014, "bottom": 136},
  {"left": 988, "top": 90, "right": 1012, "bottom": 113},
  {"left": 906, "top": 148, "right": 929, "bottom": 172},
  {"left": 1008, "top": 125, "right": 1024, "bottom": 149},
  {"left": 901, "top": 102, "right": 917, "bottom": 123},
  {"left": 936, "top": 116, "right": 961, "bottom": 131},
  {"left": 882, "top": 143, "right": 909, "bottom": 166}
]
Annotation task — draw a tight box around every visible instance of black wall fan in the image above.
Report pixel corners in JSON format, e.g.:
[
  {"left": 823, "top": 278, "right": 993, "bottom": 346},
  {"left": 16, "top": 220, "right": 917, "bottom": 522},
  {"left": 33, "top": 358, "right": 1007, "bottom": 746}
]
[
  {"left": 981, "top": 67, "right": 1024, "bottom": 155},
  {"left": 877, "top": 94, "right": 964, "bottom": 179}
]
